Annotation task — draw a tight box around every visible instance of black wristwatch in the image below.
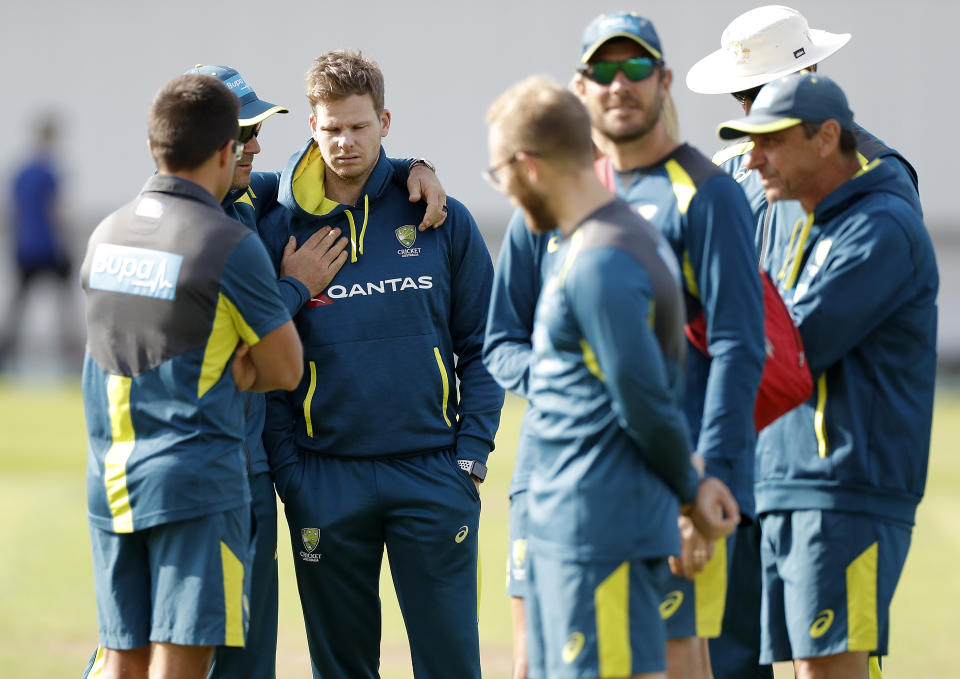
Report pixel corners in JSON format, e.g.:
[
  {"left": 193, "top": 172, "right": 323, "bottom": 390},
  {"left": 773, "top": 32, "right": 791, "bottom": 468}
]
[
  {"left": 409, "top": 158, "right": 437, "bottom": 173},
  {"left": 457, "top": 459, "right": 487, "bottom": 483}
]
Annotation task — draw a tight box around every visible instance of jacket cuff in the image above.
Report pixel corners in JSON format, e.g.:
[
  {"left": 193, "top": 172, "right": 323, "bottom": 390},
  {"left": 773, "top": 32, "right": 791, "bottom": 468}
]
[
  {"left": 278, "top": 276, "right": 310, "bottom": 316},
  {"left": 455, "top": 435, "right": 491, "bottom": 466},
  {"left": 702, "top": 456, "right": 735, "bottom": 492}
]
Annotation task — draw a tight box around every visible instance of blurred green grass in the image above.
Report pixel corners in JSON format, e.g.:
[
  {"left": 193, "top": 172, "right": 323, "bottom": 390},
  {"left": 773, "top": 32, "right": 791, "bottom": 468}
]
[{"left": 0, "top": 382, "right": 956, "bottom": 678}]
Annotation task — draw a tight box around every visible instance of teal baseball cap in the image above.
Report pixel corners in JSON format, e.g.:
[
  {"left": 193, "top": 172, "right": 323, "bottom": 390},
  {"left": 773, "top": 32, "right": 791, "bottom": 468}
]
[
  {"left": 717, "top": 72, "right": 854, "bottom": 140},
  {"left": 185, "top": 64, "right": 288, "bottom": 126},
  {"left": 580, "top": 11, "right": 662, "bottom": 63}
]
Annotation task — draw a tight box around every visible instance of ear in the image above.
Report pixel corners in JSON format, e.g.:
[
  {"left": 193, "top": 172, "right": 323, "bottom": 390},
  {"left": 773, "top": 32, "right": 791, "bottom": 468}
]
[
  {"left": 660, "top": 67, "right": 673, "bottom": 97},
  {"left": 818, "top": 119, "right": 841, "bottom": 157},
  {"left": 217, "top": 140, "right": 233, "bottom": 169},
  {"left": 573, "top": 73, "right": 587, "bottom": 99},
  {"left": 516, "top": 151, "right": 541, "bottom": 182},
  {"left": 309, "top": 112, "right": 317, "bottom": 137},
  {"left": 380, "top": 108, "right": 391, "bottom": 138}
]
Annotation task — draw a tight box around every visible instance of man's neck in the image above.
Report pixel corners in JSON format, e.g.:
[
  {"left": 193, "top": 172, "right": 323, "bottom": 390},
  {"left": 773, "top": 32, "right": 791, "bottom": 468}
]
[
  {"left": 323, "top": 161, "right": 376, "bottom": 206},
  {"left": 596, "top": 123, "right": 679, "bottom": 172},
  {"left": 801, "top": 155, "right": 862, "bottom": 214},
  {"left": 553, "top": 171, "right": 618, "bottom": 238}
]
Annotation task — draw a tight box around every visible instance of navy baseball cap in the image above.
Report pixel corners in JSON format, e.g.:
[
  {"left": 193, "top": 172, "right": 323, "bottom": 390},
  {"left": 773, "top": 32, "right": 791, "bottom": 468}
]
[
  {"left": 717, "top": 72, "right": 854, "bottom": 140},
  {"left": 185, "top": 64, "right": 289, "bottom": 126},
  {"left": 580, "top": 11, "right": 662, "bottom": 63}
]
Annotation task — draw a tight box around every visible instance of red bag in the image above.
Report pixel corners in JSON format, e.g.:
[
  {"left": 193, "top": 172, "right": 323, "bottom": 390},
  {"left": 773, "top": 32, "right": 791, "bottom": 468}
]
[
  {"left": 594, "top": 156, "right": 813, "bottom": 431},
  {"left": 684, "top": 273, "right": 812, "bottom": 431}
]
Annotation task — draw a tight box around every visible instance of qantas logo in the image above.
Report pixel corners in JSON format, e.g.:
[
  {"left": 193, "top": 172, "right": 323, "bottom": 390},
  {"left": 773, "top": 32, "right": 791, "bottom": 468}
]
[
  {"left": 306, "top": 294, "right": 334, "bottom": 308},
  {"left": 325, "top": 276, "right": 433, "bottom": 300}
]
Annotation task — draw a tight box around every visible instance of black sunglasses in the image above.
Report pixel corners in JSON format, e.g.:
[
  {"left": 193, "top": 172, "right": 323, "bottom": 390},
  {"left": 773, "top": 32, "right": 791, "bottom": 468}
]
[
  {"left": 238, "top": 122, "right": 262, "bottom": 144},
  {"left": 578, "top": 57, "right": 663, "bottom": 85}
]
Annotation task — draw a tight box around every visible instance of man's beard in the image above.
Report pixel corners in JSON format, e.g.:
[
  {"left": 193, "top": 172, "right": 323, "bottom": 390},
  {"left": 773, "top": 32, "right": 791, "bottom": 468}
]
[
  {"left": 597, "top": 94, "right": 663, "bottom": 145},
  {"left": 516, "top": 181, "right": 557, "bottom": 235}
]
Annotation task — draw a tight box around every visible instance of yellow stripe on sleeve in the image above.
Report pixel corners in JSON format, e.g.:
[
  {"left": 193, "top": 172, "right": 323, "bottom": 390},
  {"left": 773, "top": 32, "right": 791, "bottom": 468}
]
[
  {"left": 104, "top": 375, "right": 135, "bottom": 533},
  {"left": 846, "top": 542, "right": 879, "bottom": 651},
  {"left": 220, "top": 540, "right": 246, "bottom": 647},
  {"left": 433, "top": 347, "right": 452, "bottom": 427},
  {"left": 198, "top": 293, "right": 262, "bottom": 399},
  {"left": 682, "top": 250, "right": 700, "bottom": 300},
  {"left": 665, "top": 159, "right": 697, "bottom": 215},
  {"left": 595, "top": 561, "right": 631, "bottom": 677},
  {"left": 694, "top": 537, "right": 728, "bottom": 638},
  {"left": 580, "top": 339, "right": 606, "bottom": 381},
  {"left": 303, "top": 361, "right": 317, "bottom": 437},
  {"left": 815, "top": 374, "right": 829, "bottom": 458}
]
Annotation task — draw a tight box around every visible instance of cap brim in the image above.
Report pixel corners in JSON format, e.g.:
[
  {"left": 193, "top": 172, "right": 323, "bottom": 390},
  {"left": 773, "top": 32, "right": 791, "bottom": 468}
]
[
  {"left": 686, "top": 29, "right": 850, "bottom": 94},
  {"left": 238, "top": 100, "right": 289, "bottom": 127},
  {"left": 581, "top": 33, "right": 662, "bottom": 63},
  {"left": 717, "top": 115, "right": 802, "bottom": 140}
]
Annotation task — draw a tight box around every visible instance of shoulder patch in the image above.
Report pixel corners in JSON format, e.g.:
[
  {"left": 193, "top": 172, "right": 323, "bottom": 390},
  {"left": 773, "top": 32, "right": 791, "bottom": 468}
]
[{"left": 712, "top": 141, "right": 754, "bottom": 167}]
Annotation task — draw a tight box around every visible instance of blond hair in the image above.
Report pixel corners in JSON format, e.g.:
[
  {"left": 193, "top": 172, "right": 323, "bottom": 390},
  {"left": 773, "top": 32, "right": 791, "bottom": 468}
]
[
  {"left": 486, "top": 75, "right": 594, "bottom": 168},
  {"left": 305, "top": 50, "right": 385, "bottom": 113}
]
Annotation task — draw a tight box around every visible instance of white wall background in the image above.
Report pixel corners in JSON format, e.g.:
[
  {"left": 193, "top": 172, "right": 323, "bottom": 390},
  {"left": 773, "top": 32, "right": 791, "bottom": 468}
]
[{"left": 2, "top": 0, "right": 958, "bottom": 362}]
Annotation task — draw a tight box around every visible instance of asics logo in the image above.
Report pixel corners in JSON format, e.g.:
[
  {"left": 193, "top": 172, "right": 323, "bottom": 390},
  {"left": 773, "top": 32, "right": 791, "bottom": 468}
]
[
  {"left": 561, "top": 632, "right": 585, "bottom": 663},
  {"left": 547, "top": 236, "right": 561, "bottom": 253},
  {"left": 659, "top": 590, "right": 684, "bottom": 619},
  {"left": 455, "top": 525, "right": 469, "bottom": 543},
  {"left": 809, "top": 609, "right": 834, "bottom": 638}
]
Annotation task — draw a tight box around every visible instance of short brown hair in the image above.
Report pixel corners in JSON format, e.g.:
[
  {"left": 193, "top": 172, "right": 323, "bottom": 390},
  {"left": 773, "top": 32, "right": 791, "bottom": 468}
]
[
  {"left": 486, "top": 76, "right": 594, "bottom": 168},
  {"left": 305, "top": 50, "right": 385, "bottom": 113},
  {"left": 147, "top": 74, "right": 239, "bottom": 171},
  {"left": 801, "top": 120, "right": 858, "bottom": 156}
]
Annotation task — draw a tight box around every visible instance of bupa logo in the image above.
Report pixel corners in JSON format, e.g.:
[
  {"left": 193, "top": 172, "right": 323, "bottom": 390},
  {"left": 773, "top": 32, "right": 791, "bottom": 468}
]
[{"left": 89, "top": 243, "right": 182, "bottom": 300}]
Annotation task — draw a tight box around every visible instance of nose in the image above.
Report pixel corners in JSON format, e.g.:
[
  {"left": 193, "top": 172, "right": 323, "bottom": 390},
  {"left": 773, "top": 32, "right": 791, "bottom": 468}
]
[
  {"left": 244, "top": 134, "right": 261, "bottom": 156},
  {"left": 608, "top": 69, "right": 631, "bottom": 91},
  {"left": 744, "top": 147, "right": 761, "bottom": 170}
]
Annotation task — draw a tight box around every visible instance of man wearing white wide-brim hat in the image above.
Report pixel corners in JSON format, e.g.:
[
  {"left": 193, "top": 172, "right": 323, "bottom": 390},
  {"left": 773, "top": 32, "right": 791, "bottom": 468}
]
[{"left": 686, "top": 8, "right": 924, "bottom": 679}]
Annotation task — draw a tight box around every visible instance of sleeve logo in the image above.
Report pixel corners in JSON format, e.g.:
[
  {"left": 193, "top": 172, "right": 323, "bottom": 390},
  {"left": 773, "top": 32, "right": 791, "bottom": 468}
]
[{"left": 89, "top": 243, "right": 182, "bottom": 300}]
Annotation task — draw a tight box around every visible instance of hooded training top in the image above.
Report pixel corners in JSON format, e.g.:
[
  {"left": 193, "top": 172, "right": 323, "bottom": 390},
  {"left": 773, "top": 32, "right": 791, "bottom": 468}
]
[
  {"left": 527, "top": 198, "right": 696, "bottom": 562},
  {"left": 712, "top": 123, "right": 922, "bottom": 264},
  {"left": 257, "top": 141, "right": 503, "bottom": 470},
  {"left": 753, "top": 159, "right": 937, "bottom": 525},
  {"left": 604, "top": 143, "right": 765, "bottom": 518},
  {"left": 81, "top": 174, "right": 291, "bottom": 533},
  {"left": 222, "top": 159, "right": 419, "bottom": 475}
]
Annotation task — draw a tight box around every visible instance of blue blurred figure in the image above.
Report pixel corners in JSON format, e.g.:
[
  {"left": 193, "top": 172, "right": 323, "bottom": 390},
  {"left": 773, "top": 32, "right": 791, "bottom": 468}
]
[{"left": 1, "top": 115, "right": 74, "bottom": 369}]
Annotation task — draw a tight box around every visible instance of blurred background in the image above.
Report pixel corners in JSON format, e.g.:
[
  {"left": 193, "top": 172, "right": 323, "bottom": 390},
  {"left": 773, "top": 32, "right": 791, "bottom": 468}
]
[
  {"left": 0, "top": 0, "right": 957, "bottom": 376},
  {"left": 1, "top": 2, "right": 958, "bottom": 677}
]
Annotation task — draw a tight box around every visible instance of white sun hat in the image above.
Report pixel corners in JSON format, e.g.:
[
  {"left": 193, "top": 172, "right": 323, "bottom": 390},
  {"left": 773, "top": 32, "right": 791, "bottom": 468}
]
[{"left": 686, "top": 5, "right": 851, "bottom": 94}]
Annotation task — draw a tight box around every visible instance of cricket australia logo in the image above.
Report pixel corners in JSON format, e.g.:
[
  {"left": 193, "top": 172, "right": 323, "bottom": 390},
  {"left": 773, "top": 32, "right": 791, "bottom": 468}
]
[
  {"left": 300, "top": 527, "right": 322, "bottom": 563},
  {"left": 396, "top": 225, "right": 422, "bottom": 257}
]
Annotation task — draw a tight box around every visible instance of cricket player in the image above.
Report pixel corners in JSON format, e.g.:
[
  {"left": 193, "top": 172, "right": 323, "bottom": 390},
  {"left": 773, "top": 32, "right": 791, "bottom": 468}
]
[
  {"left": 80, "top": 73, "right": 302, "bottom": 679},
  {"left": 686, "top": 9, "right": 923, "bottom": 677},
  {"left": 485, "top": 74, "right": 740, "bottom": 679},
  {"left": 716, "top": 71, "right": 937, "bottom": 679},
  {"left": 257, "top": 50, "right": 503, "bottom": 679}
]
